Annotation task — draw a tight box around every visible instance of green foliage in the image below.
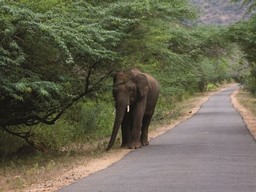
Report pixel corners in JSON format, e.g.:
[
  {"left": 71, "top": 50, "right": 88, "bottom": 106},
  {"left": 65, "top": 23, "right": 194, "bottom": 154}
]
[
  {"left": 0, "top": 129, "right": 25, "bottom": 157},
  {"left": 0, "top": 0, "right": 129, "bottom": 129},
  {"left": 0, "top": 0, "right": 239, "bottom": 157},
  {"left": 31, "top": 101, "right": 112, "bottom": 151},
  {"left": 66, "top": 100, "right": 114, "bottom": 142},
  {"left": 227, "top": 12, "right": 256, "bottom": 92}
]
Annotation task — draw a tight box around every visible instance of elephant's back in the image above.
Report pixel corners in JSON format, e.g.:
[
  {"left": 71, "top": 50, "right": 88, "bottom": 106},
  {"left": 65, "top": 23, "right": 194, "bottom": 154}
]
[
  {"left": 145, "top": 74, "right": 160, "bottom": 114},
  {"left": 146, "top": 74, "right": 160, "bottom": 95}
]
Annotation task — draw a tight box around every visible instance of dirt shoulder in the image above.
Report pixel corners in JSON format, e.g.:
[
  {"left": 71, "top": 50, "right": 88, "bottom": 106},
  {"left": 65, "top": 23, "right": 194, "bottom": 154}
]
[
  {"left": 231, "top": 88, "right": 256, "bottom": 139},
  {"left": 8, "top": 84, "right": 255, "bottom": 192}
]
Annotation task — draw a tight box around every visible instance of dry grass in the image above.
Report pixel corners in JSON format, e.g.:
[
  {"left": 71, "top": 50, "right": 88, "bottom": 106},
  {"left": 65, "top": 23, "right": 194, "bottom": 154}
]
[{"left": 231, "top": 88, "right": 256, "bottom": 139}]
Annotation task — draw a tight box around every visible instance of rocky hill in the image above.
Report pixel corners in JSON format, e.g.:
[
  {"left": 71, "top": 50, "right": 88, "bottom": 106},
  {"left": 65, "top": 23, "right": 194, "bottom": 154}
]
[{"left": 189, "top": 0, "right": 251, "bottom": 25}]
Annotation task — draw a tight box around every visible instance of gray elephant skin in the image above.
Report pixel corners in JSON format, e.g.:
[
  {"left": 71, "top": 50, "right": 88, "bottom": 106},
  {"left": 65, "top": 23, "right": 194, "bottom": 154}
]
[{"left": 106, "top": 69, "right": 160, "bottom": 150}]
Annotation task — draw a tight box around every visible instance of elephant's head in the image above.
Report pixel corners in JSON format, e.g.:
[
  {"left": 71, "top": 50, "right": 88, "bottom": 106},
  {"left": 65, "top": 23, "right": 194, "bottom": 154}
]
[{"left": 106, "top": 69, "right": 149, "bottom": 151}]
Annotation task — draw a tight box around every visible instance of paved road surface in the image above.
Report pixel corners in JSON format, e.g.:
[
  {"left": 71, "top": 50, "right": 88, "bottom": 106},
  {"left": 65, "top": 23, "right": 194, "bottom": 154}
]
[{"left": 59, "top": 85, "right": 256, "bottom": 192}]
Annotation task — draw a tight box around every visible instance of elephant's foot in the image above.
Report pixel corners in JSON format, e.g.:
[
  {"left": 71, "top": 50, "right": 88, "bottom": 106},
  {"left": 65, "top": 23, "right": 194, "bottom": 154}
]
[
  {"left": 141, "top": 135, "right": 149, "bottom": 146},
  {"left": 121, "top": 143, "right": 129, "bottom": 149},
  {"left": 141, "top": 139, "right": 149, "bottom": 146},
  {"left": 128, "top": 141, "right": 142, "bottom": 149}
]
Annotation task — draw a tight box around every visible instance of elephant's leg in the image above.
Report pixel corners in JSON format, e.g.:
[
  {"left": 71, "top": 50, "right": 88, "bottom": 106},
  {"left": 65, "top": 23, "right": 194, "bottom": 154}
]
[
  {"left": 129, "top": 100, "right": 147, "bottom": 149},
  {"left": 140, "top": 114, "right": 153, "bottom": 146},
  {"left": 121, "top": 112, "right": 132, "bottom": 148},
  {"left": 129, "top": 121, "right": 142, "bottom": 149}
]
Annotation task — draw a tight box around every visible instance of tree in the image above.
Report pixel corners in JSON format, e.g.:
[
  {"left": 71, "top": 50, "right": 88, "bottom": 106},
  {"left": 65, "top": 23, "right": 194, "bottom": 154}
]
[
  {"left": 0, "top": 1, "right": 131, "bottom": 139},
  {"left": 0, "top": 0, "right": 236, "bottom": 147},
  {"left": 0, "top": 0, "right": 199, "bottom": 140},
  {"left": 227, "top": 0, "right": 256, "bottom": 92}
]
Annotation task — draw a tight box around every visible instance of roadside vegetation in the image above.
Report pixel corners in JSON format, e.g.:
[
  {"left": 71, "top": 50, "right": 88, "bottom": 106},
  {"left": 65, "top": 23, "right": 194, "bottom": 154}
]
[{"left": 1, "top": 0, "right": 256, "bottom": 191}]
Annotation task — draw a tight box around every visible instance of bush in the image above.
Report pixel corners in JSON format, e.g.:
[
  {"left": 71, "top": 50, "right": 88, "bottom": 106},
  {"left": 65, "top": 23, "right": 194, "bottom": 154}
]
[{"left": 68, "top": 100, "right": 114, "bottom": 143}]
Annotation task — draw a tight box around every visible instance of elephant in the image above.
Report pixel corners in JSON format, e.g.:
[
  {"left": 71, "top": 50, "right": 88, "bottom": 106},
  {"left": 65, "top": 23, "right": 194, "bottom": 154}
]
[{"left": 106, "top": 68, "right": 160, "bottom": 151}]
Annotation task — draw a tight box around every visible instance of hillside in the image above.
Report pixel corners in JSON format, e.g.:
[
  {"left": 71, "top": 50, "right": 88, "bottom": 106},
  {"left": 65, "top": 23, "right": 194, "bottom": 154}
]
[{"left": 189, "top": 0, "right": 251, "bottom": 25}]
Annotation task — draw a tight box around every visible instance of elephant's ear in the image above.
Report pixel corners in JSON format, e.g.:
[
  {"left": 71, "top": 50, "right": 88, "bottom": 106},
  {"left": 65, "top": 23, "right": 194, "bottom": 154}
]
[{"left": 136, "top": 74, "right": 149, "bottom": 98}]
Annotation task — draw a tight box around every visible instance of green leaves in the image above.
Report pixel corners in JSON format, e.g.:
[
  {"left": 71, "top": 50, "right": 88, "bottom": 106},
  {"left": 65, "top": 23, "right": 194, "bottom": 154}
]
[
  {"left": 0, "top": 0, "right": 236, "bottom": 131},
  {"left": 0, "top": 0, "right": 243, "bottom": 155},
  {"left": 0, "top": 0, "right": 137, "bottom": 128},
  {"left": 226, "top": 13, "right": 256, "bottom": 91}
]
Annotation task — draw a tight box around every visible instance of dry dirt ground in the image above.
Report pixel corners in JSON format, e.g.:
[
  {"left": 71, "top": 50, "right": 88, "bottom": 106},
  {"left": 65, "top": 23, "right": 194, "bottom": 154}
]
[
  {"left": 14, "top": 85, "right": 256, "bottom": 192},
  {"left": 231, "top": 89, "right": 256, "bottom": 139}
]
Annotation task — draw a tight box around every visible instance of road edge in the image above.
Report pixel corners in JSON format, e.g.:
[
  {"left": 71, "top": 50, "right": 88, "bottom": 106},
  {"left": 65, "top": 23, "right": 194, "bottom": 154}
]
[{"left": 231, "top": 88, "right": 256, "bottom": 139}]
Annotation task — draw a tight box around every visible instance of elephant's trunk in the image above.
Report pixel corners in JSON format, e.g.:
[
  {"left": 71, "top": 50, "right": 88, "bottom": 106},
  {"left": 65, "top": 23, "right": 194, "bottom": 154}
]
[{"left": 106, "top": 104, "right": 127, "bottom": 151}]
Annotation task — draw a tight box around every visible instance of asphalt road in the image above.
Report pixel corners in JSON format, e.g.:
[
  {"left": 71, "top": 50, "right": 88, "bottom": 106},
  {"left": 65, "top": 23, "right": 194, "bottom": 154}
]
[{"left": 59, "top": 85, "right": 256, "bottom": 192}]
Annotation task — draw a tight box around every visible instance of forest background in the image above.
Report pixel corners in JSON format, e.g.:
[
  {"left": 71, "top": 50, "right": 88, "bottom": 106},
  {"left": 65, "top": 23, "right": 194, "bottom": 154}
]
[{"left": 0, "top": 0, "right": 256, "bottom": 161}]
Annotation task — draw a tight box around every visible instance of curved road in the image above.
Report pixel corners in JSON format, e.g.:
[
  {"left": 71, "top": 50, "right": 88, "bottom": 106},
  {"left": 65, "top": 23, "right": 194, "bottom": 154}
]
[{"left": 59, "top": 85, "right": 256, "bottom": 192}]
